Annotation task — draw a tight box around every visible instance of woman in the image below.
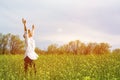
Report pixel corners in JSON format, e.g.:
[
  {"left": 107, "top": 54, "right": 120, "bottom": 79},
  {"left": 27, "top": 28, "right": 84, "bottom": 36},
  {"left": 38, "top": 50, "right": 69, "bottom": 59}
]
[{"left": 22, "top": 18, "right": 39, "bottom": 74}]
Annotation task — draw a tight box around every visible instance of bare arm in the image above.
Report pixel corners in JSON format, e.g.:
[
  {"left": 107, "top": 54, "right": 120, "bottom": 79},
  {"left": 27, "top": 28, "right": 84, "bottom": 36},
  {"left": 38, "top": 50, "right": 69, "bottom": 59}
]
[
  {"left": 22, "top": 18, "right": 27, "bottom": 32},
  {"left": 32, "top": 24, "right": 35, "bottom": 35}
]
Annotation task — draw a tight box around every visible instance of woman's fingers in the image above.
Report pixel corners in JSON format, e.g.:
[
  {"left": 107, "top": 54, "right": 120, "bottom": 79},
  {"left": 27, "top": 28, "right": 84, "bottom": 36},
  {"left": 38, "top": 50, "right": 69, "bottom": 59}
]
[
  {"left": 32, "top": 25, "right": 35, "bottom": 30},
  {"left": 22, "top": 18, "right": 26, "bottom": 24}
]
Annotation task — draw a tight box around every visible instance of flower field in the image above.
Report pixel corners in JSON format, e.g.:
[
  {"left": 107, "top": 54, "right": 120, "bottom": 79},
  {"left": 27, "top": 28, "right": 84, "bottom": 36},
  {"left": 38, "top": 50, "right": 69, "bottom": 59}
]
[{"left": 0, "top": 54, "right": 120, "bottom": 80}]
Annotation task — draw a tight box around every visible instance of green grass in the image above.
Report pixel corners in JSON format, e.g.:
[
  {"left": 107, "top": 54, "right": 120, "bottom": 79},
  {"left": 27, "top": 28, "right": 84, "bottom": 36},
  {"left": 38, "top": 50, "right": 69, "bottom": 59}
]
[{"left": 0, "top": 54, "right": 120, "bottom": 80}]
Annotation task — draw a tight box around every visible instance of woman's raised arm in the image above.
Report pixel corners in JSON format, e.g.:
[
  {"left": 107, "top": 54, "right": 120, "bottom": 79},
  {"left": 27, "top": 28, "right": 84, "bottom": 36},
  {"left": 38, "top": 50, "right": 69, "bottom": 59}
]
[
  {"left": 22, "top": 18, "right": 27, "bottom": 32},
  {"left": 32, "top": 24, "right": 35, "bottom": 35}
]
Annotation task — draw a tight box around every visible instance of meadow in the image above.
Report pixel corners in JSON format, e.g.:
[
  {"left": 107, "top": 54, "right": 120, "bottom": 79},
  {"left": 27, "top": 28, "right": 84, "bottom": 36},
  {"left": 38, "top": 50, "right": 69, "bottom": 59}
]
[{"left": 0, "top": 53, "right": 120, "bottom": 80}]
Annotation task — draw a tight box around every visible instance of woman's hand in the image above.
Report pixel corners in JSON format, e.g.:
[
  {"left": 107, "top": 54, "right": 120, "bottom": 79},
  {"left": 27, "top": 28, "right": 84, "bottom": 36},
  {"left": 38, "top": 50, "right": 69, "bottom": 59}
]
[
  {"left": 22, "top": 18, "right": 26, "bottom": 24},
  {"left": 32, "top": 25, "right": 35, "bottom": 30},
  {"left": 22, "top": 18, "right": 27, "bottom": 31}
]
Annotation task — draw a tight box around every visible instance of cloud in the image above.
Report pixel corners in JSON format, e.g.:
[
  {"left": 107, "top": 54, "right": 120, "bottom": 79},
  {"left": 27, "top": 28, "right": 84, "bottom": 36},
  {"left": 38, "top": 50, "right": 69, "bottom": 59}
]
[{"left": 0, "top": 0, "right": 120, "bottom": 49}]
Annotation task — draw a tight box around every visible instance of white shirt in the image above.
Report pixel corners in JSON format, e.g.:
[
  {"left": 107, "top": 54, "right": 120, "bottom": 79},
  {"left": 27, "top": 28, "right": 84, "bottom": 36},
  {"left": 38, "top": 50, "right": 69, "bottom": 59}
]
[{"left": 24, "top": 31, "right": 39, "bottom": 60}]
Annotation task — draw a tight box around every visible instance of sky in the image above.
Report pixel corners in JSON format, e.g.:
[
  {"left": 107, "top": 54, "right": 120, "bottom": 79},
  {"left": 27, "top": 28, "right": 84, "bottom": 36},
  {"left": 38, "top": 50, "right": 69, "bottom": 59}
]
[{"left": 0, "top": 0, "right": 120, "bottom": 50}]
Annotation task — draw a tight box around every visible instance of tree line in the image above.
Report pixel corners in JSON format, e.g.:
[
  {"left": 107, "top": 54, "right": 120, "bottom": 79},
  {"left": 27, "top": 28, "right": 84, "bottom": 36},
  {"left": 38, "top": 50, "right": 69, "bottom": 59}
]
[
  {"left": 0, "top": 33, "right": 120, "bottom": 55},
  {"left": 0, "top": 33, "right": 24, "bottom": 54},
  {"left": 47, "top": 40, "right": 110, "bottom": 55}
]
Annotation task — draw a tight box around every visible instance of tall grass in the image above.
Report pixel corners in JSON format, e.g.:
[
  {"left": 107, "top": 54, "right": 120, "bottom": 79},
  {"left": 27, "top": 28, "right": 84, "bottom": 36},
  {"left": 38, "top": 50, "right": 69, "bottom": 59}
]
[{"left": 0, "top": 53, "right": 120, "bottom": 80}]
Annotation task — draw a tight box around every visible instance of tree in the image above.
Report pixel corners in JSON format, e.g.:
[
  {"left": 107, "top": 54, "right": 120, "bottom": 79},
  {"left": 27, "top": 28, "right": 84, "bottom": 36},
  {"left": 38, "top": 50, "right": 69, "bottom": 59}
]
[
  {"left": 112, "top": 48, "right": 120, "bottom": 54},
  {"left": 85, "top": 42, "right": 98, "bottom": 55},
  {"left": 0, "top": 33, "right": 24, "bottom": 54},
  {"left": 78, "top": 42, "right": 86, "bottom": 55},
  {"left": 35, "top": 47, "right": 45, "bottom": 54},
  {"left": 9, "top": 34, "right": 24, "bottom": 54},
  {"left": 0, "top": 33, "right": 10, "bottom": 54},
  {"left": 47, "top": 44, "right": 58, "bottom": 54},
  {"left": 67, "top": 40, "right": 82, "bottom": 54},
  {"left": 93, "top": 43, "right": 110, "bottom": 54},
  {"left": 58, "top": 44, "right": 69, "bottom": 54}
]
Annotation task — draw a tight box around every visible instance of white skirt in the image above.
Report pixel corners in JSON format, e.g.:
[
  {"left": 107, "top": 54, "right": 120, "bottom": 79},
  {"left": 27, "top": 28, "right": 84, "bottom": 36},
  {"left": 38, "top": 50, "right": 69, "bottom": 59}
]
[{"left": 24, "top": 48, "right": 39, "bottom": 60}]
